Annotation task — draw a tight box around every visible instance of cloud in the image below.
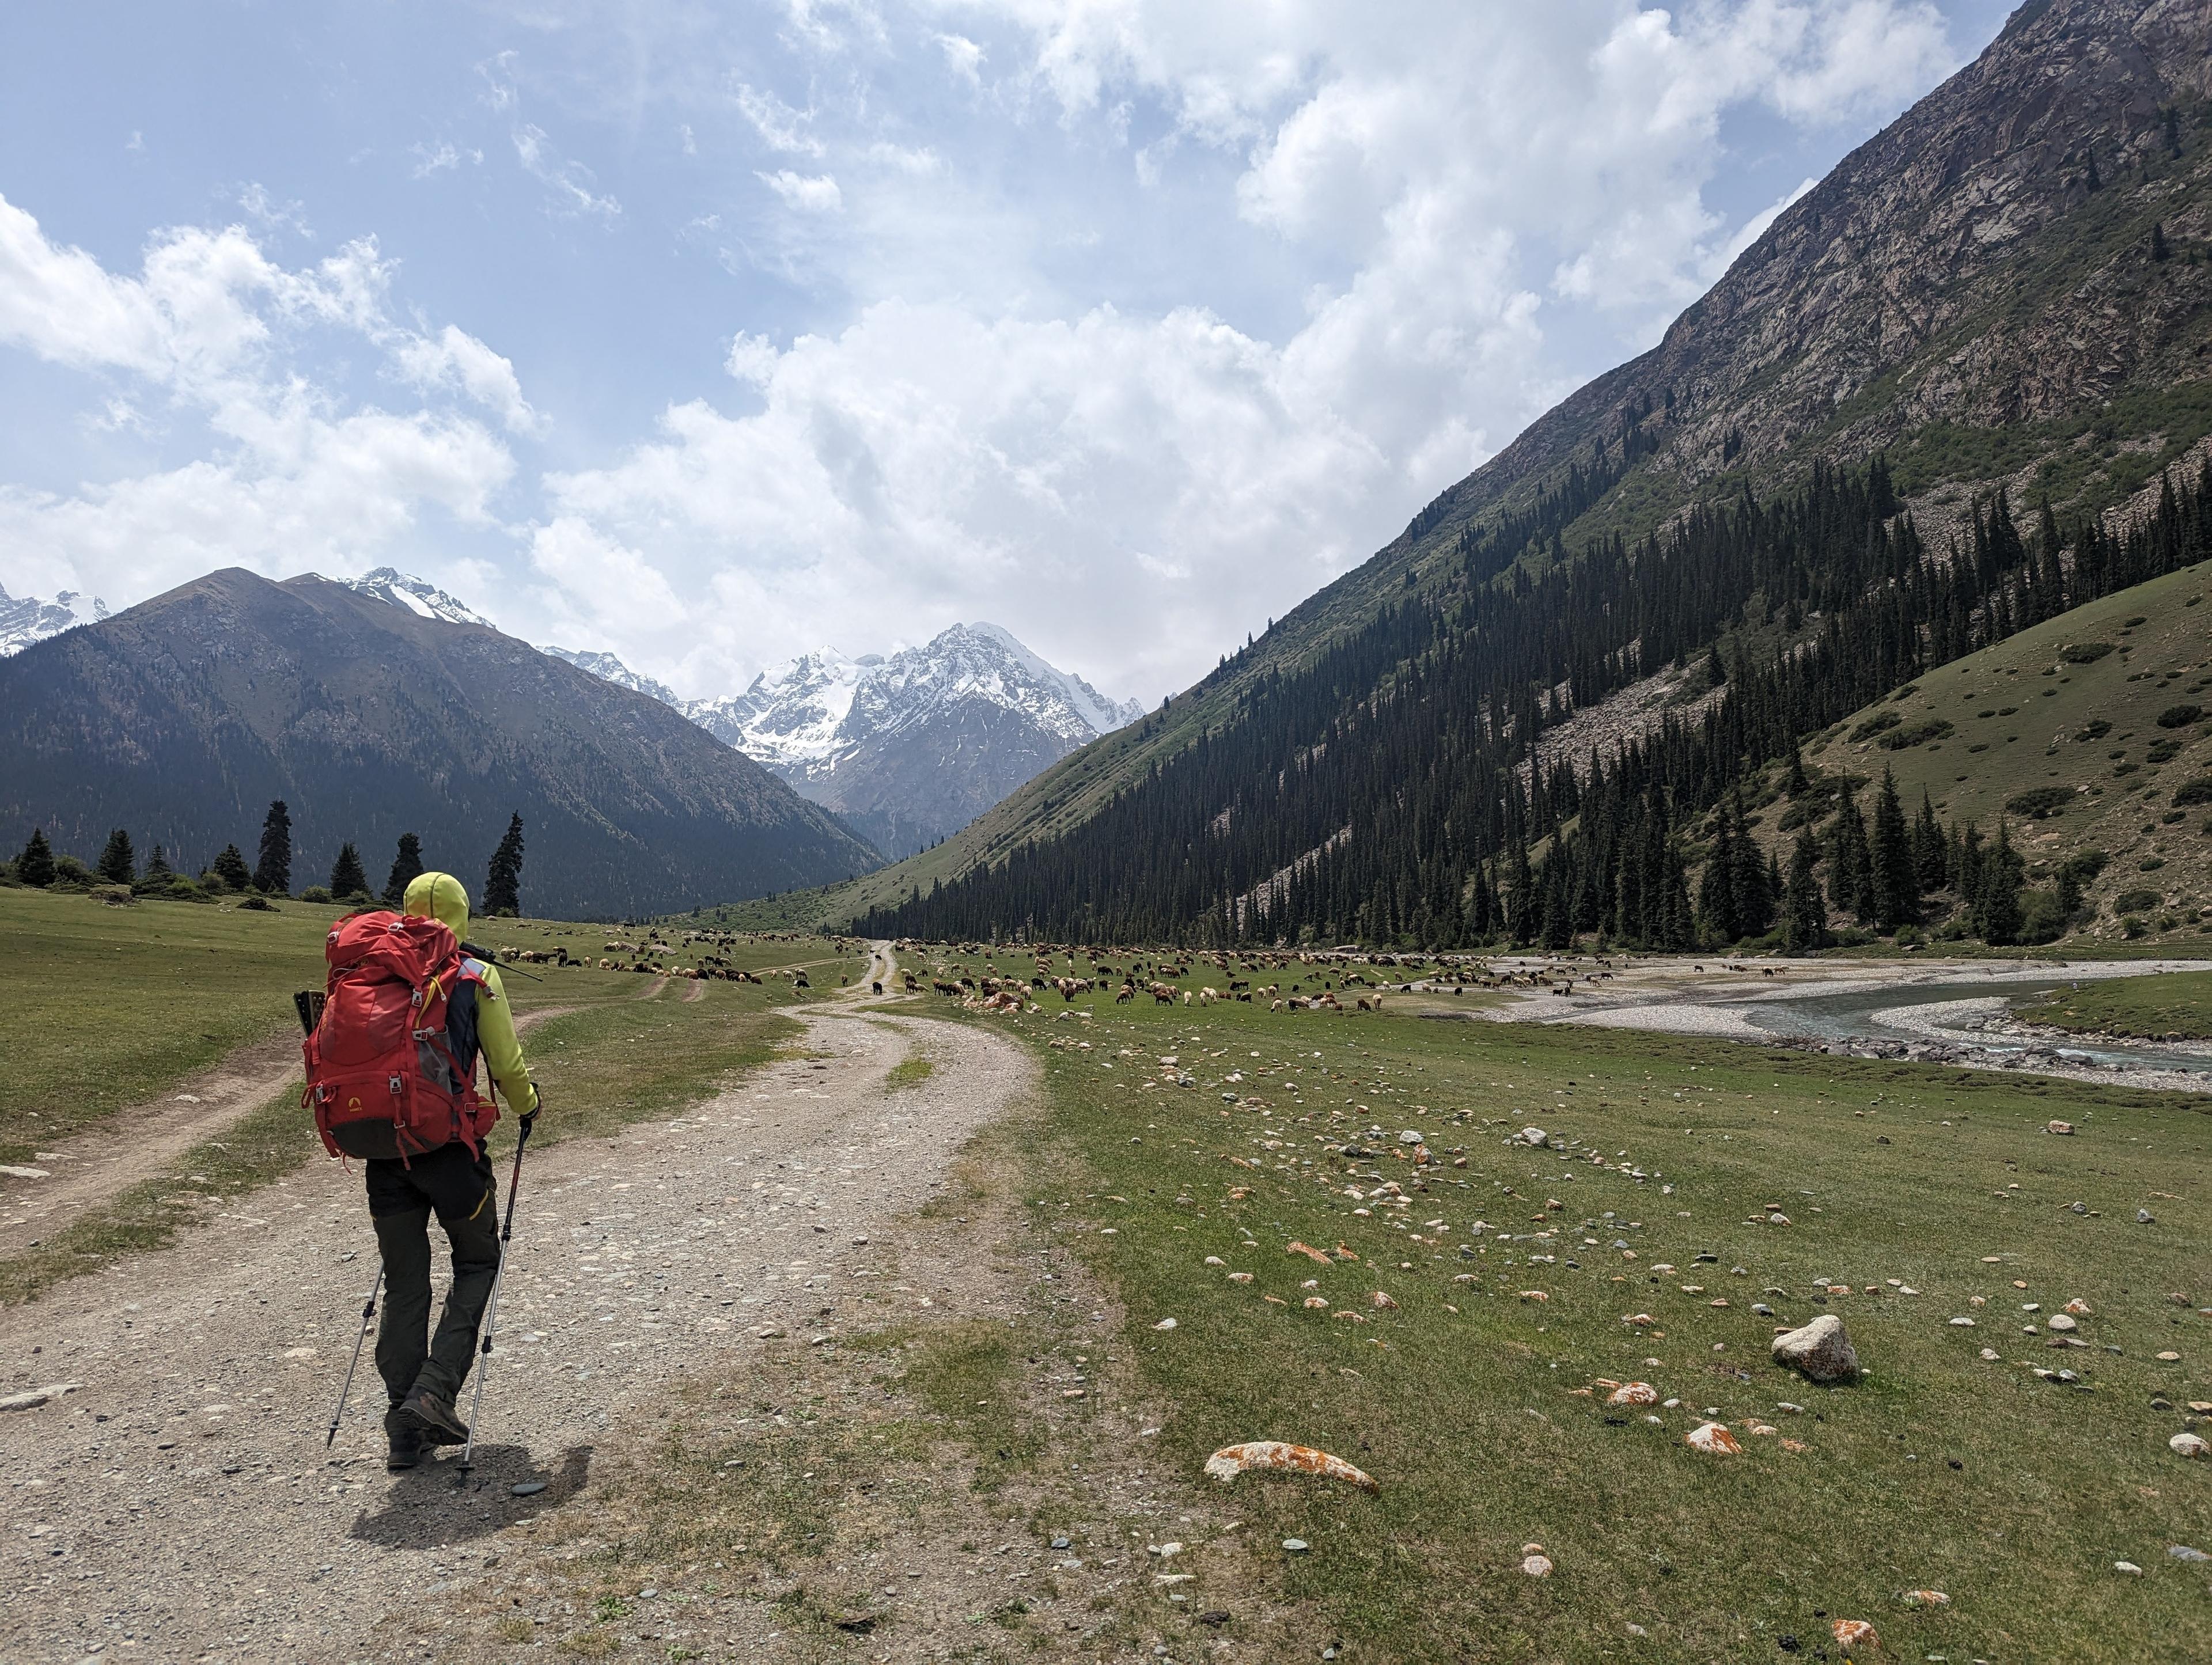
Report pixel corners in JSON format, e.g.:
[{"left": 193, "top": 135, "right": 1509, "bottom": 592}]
[
  {"left": 394, "top": 324, "right": 541, "bottom": 434},
  {"left": 757, "top": 169, "right": 844, "bottom": 213},
  {"left": 0, "top": 192, "right": 520, "bottom": 605},
  {"left": 510, "top": 0, "right": 1960, "bottom": 700},
  {"left": 734, "top": 82, "right": 824, "bottom": 156},
  {"left": 513, "top": 124, "right": 622, "bottom": 218},
  {"left": 410, "top": 140, "right": 482, "bottom": 178},
  {"left": 935, "top": 33, "right": 985, "bottom": 85}
]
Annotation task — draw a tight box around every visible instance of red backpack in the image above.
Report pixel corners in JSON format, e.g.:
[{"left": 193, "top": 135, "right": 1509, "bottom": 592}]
[{"left": 303, "top": 911, "right": 496, "bottom": 1162}]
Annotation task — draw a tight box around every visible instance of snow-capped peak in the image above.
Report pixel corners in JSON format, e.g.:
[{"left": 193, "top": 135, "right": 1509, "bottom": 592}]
[
  {"left": 540, "top": 644, "right": 683, "bottom": 707},
  {"left": 0, "top": 583, "right": 109, "bottom": 656},
  {"left": 339, "top": 567, "right": 497, "bottom": 629}
]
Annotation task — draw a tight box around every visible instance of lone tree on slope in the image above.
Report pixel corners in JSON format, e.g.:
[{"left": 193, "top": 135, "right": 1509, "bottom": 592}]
[
  {"left": 383, "top": 832, "right": 425, "bottom": 905},
  {"left": 211, "top": 843, "right": 252, "bottom": 890},
  {"left": 483, "top": 813, "right": 525, "bottom": 917},
  {"left": 17, "top": 828, "right": 55, "bottom": 888},
  {"left": 96, "top": 827, "right": 136, "bottom": 886},
  {"left": 328, "top": 841, "right": 369, "bottom": 900},
  {"left": 253, "top": 800, "right": 293, "bottom": 894}
]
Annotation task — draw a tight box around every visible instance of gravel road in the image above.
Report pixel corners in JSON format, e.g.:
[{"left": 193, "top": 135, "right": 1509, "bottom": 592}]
[{"left": 0, "top": 957, "right": 1035, "bottom": 1664}]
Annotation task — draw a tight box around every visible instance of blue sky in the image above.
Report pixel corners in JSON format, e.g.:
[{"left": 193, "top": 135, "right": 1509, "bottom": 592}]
[{"left": 0, "top": 0, "right": 2016, "bottom": 701}]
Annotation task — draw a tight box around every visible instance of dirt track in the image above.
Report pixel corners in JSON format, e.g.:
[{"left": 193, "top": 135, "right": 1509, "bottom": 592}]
[{"left": 0, "top": 955, "right": 1039, "bottom": 1663}]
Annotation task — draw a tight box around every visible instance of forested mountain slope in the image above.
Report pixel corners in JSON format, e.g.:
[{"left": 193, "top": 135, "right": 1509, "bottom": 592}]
[
  {"left": 0, "top": 571, "right": 880, "bottom": 919},
  {"left": 831, "top": 0, "right": 2212, "bottom": 944}
]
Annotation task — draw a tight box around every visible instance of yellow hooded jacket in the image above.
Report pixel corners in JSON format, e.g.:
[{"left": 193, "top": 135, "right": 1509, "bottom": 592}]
[{"left": 403, "top": 871, "right": 540, "bottom": 1118}]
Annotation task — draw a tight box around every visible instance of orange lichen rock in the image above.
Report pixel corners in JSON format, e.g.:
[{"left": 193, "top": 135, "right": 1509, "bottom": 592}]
[
  {"left": 1685, "top": 1421, "right": 1743, "bottom": 1455},
  {"left": 1203, "top": 1441, "right": 1380, "bottom": 1493}
]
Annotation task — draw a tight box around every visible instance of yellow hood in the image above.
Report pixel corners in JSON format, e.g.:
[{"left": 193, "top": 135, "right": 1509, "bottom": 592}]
[{"left": 403, "top": 870, "right": 471, "bottom": 937}]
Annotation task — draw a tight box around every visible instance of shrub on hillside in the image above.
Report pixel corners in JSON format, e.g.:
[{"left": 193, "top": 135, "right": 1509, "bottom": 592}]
[
  {"left": 1879, "top": 718, "right": 1955, "bottom": 749},
  {"left": 2146, "top": 738, "right": 2183, "bottom": 764},
  {"left": 52, "top": 855, "right": 93, "bottom": 888},
  {"left": 2172, "top": 776, "right": 2212, "bottom": 807},
  {"left": 299, "top": 885, "right": 334, "bottom": 904},
  {"left": 2113, "top": 889, "right": 2162, "bottom": 915},
  {"left": 2061, "top": 642, "right": 2116, "bottom": 663},
  {"left": 2077, "top": 718, "right": 2112, "bottom": 741},
  {"left": 2018, "top": 890, "right": 2068, "bottom": 945},
  {"left": 2005, "top": 786, "right": 2075, "bottom": 818},
  {"left": 237, "top": 894, "right": 279, "bottom": 912},
  {"left": 1850, "top": 712, "right": 1902, "bottom": 742},
  {"left": 2156, "top": 704, "right": 2204, "bottom": 729}
]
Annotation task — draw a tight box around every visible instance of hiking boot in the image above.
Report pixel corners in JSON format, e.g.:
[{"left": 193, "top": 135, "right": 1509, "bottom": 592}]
[
  {"left": 384, "top": 1406, "right": 423, "bottom": 1471},
  {"left": 400, "top": 1385, "right": 469, "bottom": 1446}
]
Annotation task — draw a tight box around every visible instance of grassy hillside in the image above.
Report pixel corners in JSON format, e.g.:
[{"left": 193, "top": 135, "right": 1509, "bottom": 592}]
[{"left": 1801, "top": 559, "right": 2212, "bottom": 938}]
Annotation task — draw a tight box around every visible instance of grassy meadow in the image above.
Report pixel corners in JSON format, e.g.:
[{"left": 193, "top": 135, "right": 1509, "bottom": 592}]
[
  {"left": 0, "top": 885, "right": 851, "bottom": 1304},
  {"left": 889, "top": 953, "right": 2212, "bottom": 1662},
  {"left": 2016, "top": 968, "right": 2212, "bottom": 1042}
]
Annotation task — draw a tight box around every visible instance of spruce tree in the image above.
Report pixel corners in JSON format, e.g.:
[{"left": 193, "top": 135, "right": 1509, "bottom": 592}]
[
  {"left": 1698, "top": 813, "right": 1741, "bottom": 945},
  {"left": 145, "top": 843, "right": 173, "bottom": 883},
  {"left": 212, "top": 844, "right": 252, "bottom": 890},
  {"left": 17, "top": 828, "right": 55, "bottom": 888},
  {"left": 328, "top": 841, "right": 369, "bottom": 899},
  {"left": 1978, "top": 822, "right": 2024, "bottom": 945},
  {"left": 1785, "top": 745, "right": 1808, "bottom": 798},
  {"left": 483, "top": 813, "right": 526, "bottom": 917},
  {"left": 1782, "top": 831, "right": 1828, "bottom": 953},
  {"left": 97, "top": 828, "right": 136, "bottom": 885},
  {"left": 1830, "top": 790, "right": 1876, "bottom": 924},
  {"left": 383, "top": 833, "right": 425, "bottom": 905},
  {"left": 1504, "top": 839, "right": 1535, "bottom": 946},
  {"left": 1869, "top": 768, "right": 1919, "bottom": 931},
  {"left": 1911, "top": 790, "right": 1948, "bottom": 892},
  {"left": 252, "top": 800, "right": 293, "bottom": 894}
]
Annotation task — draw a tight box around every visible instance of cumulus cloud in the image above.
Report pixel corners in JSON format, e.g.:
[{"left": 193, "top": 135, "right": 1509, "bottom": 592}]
[
  {"left": 514, "top": 0, "right": 1959, "bottom": 698},
  {"left": 0, "top": 192, "right": 520, "bottom": 604}
]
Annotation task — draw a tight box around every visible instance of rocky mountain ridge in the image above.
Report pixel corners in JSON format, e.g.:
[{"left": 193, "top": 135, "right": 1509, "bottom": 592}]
[{"left": 0, "top": 583, "right": 108, "bottom": 657}]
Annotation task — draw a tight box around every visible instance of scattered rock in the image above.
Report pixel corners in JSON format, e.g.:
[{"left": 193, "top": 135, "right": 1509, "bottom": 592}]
[
  {"left": 2170, "top": 1433, "right": 2209, "bottom": 1459},
  {"left": 2115, "top": 1561, "right": 2144, "bottom": 1576},
  {"left": 1772, "top": 1315, "right": 1859, "bottom": 1383},
  {"left": 2048, "top": 1314, "right": 2077, "bottom": 1333},
  {"left": 1831, "top": 1618, "right": 1877, "bottom": 1652},
  {"left": 2047, "top": 1120, "right": 2073, "bottom": 1135},
  {"left": 1606, "top": 1382, "right": 1658, "bottom": 1407},
  {"left": 1205, "top": 1441, "right": 1379, "bottom": 1492},
  {"left": 2138, "top": 1209, "right": 2156, "bottom": 1225},
  {"left": 1520, "top": 1552, "right": 1554, "bottom": 1577},
  {"left": 1281, "top": 1538, "right": 1309, "bottom": 1553},
  {"left": 510, "top": 1480, "right": 548, "bottom": 1497},
  {"left": 1685, "top": 1421, "right": 1741, "bottom": 1455},
  {"left": 0, "top": 1382, "right": 81, "bottom": 1413},
  {"left": 2170, "top": 1545, "right": 2211, "bottom": 1563},
  {"left": 1153, "top": 1318, "right": 1178, "bottom": 1330},
  {"left": 1899, "top": 1589, "right": 1948, "bottom": 1607}
]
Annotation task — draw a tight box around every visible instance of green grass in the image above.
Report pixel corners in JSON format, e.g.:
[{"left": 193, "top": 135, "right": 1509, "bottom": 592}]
[
  {"left": 1799, "top": 559, "right": 2212, "bottom": 939},
  {"left": 884, "top": 1056, "right": 935, "bottom": 1091},
  {"left": 0, "top": 885, "right": 334, "bottom": 1165},
  {"left": 976, "top": 977, "right": 2212, "bottom": 1662},
  {"left": 2016, "top": 969, "right": 2212, "bottom": 1041}
]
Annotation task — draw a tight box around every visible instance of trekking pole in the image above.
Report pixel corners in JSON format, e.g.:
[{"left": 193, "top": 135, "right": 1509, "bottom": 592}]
[
  {"left": 325, "top": 1267, "right": 384, "bottom": 1448},
  {"left": 456, "top": 1111, "right": 533, "bottom": 1483}
]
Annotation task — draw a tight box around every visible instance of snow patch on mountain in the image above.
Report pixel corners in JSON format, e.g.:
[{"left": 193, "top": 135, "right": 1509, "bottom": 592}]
[
  {"left": 338, "top": 567, "right": 497, "bottom": 629},
  {"left": 0, "top": 583, "right": 109, "bottom": 656},
  {"left": 540, "top": 644, "right": 683, "bottom": 707}
]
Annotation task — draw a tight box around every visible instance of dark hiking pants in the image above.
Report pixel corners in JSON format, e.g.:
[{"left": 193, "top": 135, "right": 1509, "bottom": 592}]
[{"left": 366, "top": 1142, "right": 501, "bottom": 1407}]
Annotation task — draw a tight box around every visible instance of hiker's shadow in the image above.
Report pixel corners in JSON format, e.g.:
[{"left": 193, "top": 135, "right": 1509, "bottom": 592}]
[{"left": 348, "top": 1443, "right": 592, "bottom": 1548}]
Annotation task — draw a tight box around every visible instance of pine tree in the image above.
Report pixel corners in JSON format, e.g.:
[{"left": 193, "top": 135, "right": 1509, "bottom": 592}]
[
  {"left": 1869, "top": 768, "right": 1919, "bottom": 931},
  {"left": 1978, "top": 821, "right": 2024, "bottom": 945},
  {"left": 1911, "top": 790, "right": 1948, "bottom": 892},
  {"left": 1784, "top": 746, "right": 1808, "bottom": 798},
  {"left": 1830, "top": 789, "right": 1876, "bottom": 925},
  {"left": 1782, "top": 831, "right": 1828, "bottom": 953},
  {"left": 483, "top": 813, "right": 526, "bottom": 917},
  {"left": 1504, "top": 839, "right": 1536, "bottom": 946},
  {"left": 2152, "top": 222, "right": 2171, "bottom": 263},
  {"left": 328, "top": 841, "right": 369, "bottom": 899},
  {"left": 96, "top": 828, "right": 136, "bottom": 885},
  {"left": 17, "top": 828, "right": 55, "bottom": 888},
  {"left": 145, "top": 844, "right": 173, "bottom": 883},
  {"left": 253, "top": 800, "right": 293, "bottom": 894},
  {"left": 1698, "top": 812, "right": 1741, "bottom": 945},
  {"left": 383, "top": 833, "right": 425, "bottom": 905},
  {"left": 212, "top": 844, "right": 252, "bottom": 890}
]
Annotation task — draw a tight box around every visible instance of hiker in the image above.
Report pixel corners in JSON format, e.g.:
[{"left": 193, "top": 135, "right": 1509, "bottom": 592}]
[{"left": 366, "top": 872, "right": 539, "bottom": 1469}]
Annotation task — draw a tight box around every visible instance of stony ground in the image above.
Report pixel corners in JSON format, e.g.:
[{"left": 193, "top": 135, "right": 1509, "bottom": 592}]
[{"left": 0, "top": 959, "right": 1116, "bottom": 1664}]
